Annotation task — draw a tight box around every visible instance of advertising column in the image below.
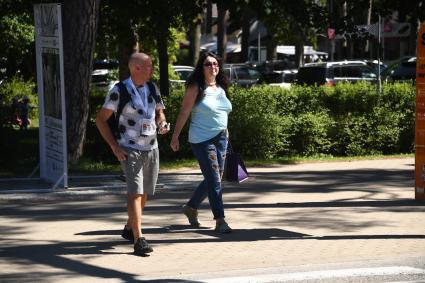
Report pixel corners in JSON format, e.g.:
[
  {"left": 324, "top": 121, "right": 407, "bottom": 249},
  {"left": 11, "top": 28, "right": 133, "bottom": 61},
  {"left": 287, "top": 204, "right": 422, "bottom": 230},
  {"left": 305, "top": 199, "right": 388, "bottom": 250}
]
[
  {"left": 415, "top": 22, "right": 425, "bottom": 200},
  {"left": 34, "top": 4, "right": 68, "bottom": 188}
]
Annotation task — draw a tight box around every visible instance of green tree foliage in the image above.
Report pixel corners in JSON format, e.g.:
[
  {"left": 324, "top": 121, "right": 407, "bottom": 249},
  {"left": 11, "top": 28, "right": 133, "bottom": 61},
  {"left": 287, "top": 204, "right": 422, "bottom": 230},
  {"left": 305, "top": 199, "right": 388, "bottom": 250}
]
[
  {"left": 329, "top": 0, "right": 424, "bottom": 56},
  {"left": 97, "top": 0, "right": 203, "bottom": 96},
  {"left": 0, "top": 0, "right": 36, "bottom": 78},
  {"left": 260, "top": 0, "right": 327, "bottom": 66},
  {"left": 373, "top": 0, "right": 424, "bottom": 21}
]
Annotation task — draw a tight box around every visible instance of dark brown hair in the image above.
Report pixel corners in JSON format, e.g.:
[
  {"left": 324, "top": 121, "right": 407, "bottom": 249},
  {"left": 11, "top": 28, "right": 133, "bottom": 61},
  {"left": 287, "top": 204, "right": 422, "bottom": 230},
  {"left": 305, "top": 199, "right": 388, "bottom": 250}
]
[{"left": 186, "top": 52, "right": 229, "bottom": 103}]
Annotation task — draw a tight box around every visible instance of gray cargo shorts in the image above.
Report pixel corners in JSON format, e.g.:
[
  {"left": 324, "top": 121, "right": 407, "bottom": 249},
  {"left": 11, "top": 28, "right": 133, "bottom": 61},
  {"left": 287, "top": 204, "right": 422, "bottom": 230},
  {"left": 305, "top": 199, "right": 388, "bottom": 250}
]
[{"left": 120, "top": 147, "right": 159, "bottom": 195}]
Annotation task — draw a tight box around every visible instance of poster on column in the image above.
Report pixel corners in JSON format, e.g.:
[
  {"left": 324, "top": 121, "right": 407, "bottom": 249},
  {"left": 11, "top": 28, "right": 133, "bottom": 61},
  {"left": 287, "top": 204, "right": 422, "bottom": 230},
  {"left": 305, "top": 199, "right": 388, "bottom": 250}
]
[
  {"left": 34, "top": 4, "right": 68, "bottom": 188},
  {"left": 415, "top": 21, "right": 425, "bottom": 200}
]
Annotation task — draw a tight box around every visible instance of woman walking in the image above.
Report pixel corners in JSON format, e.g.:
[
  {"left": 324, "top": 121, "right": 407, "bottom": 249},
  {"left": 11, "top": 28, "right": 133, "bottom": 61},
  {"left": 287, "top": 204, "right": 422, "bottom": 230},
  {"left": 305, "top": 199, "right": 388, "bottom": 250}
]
[{"left": 170, "top": 52, "right": 232, "bottom": 233}]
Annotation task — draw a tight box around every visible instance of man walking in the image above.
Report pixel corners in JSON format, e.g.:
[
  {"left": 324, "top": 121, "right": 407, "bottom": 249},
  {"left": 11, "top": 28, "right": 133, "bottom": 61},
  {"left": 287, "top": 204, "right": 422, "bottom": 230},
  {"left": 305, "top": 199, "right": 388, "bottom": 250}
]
[{"left": 96, "top": 52, "right": 169, "bottom": 256}]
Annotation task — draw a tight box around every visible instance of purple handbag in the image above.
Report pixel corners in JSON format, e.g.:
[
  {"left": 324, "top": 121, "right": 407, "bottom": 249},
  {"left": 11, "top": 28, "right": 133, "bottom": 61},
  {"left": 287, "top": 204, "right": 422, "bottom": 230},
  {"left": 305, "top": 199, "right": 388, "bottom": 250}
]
[{"left": 224, "top": 142, "right": 249, "bottom": 183}]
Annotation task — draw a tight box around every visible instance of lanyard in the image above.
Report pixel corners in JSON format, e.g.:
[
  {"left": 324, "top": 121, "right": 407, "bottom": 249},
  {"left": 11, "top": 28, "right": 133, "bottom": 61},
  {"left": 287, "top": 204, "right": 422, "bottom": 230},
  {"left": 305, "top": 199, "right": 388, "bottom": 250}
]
[{"left": 129, "top": 79, "right": 149, "bottom": 114}]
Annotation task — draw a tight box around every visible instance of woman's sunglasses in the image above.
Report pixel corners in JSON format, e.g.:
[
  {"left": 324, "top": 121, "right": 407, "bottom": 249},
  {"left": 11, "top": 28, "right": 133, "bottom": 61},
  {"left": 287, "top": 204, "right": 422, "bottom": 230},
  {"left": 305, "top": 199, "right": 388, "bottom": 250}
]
[{"left": 204, "top": 62, "right": 219, "bottom": 67}]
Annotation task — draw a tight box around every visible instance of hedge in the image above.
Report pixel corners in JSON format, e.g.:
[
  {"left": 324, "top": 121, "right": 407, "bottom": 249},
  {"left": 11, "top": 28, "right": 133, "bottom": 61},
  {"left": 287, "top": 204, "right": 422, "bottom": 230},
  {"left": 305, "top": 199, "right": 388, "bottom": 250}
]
[{"left": 87, "top": 81, "right": 415, "bottom": 162}]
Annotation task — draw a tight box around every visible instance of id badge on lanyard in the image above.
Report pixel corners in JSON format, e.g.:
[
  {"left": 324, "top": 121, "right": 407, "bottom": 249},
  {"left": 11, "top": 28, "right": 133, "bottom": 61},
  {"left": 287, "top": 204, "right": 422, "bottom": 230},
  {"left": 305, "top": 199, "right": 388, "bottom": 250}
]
[
  {"left": 129, "top": 81, "right": 149, "bottom": 115},
  {"left": 129, "top": 81, "right": 156, "bottom": 136},
  {"left": 140, "top": 118, "right": 156, "bottom": 136}
]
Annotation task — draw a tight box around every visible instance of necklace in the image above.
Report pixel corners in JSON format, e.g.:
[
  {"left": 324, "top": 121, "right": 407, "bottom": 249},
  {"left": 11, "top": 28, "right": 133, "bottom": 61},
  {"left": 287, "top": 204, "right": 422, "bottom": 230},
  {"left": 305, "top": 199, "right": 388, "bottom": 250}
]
[{"left": 206, "top": 81, "right": 216, "bottom": 86}]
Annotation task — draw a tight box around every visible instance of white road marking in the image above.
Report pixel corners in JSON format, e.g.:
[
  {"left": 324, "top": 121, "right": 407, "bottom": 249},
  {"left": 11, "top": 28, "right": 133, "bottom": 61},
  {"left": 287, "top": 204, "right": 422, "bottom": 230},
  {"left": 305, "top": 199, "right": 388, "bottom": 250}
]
[{"left": 203, "top": 266, "right": 425, "bottom": 283}]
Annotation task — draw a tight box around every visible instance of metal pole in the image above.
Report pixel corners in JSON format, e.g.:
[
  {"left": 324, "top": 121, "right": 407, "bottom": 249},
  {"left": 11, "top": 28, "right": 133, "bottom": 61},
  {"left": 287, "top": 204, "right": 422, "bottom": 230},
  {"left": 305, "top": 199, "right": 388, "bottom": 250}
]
[
  {"left": 377, "top": 15, "right": 382, "bottom": 95},
  {"left": 382, "top": 19, "right": 385, "bottom": 62},
  {"left": 258, "top": 29, "right": 261, "bottom": 63},
  {"left": 329, "top": 0, "right": 334, "bottom": 61}
]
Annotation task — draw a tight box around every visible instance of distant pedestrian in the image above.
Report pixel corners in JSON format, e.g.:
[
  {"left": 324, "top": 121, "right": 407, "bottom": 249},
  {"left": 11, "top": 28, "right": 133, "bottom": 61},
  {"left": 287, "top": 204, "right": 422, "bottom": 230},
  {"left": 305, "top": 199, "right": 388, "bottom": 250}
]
[
  {"left": 19, "top": 96, "right": 32, "bottom": 130},
  {"left": 96, "top": 52, "right": 170, "bottom": 256},
  {"left": 11, "top": 97, "right": 22, "bottom": 127},
  {"left": 170, "top": 52, "right": 233, "bottom": 233}
]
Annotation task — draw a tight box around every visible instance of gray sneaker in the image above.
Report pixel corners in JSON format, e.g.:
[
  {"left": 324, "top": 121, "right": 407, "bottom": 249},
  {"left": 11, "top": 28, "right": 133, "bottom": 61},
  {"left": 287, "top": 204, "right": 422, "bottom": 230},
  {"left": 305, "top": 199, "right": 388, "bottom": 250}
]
[
  {"left": 215, "top": 219, "right": 232, "bottom": 233},
  {"left": 182, "top": 205, "right": 201, "bottom": 228}
]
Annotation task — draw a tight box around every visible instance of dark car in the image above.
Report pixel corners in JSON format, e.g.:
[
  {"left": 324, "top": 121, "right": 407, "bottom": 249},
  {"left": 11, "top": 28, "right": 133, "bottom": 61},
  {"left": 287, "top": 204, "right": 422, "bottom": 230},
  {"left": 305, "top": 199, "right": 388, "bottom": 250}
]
[
  {"left": 93, "top": 59, "right": 119, "bottom": 70},
  {"left": 363, "top": 60, "right": 387, "bottom": 75},
  {"left": 223, "top": 64, "right": 262, "bottom": 87},
  {"left": 91, "top": 69, "right": 118, "bottom": 92},
  {"left": 382, "top": 57, "right": 416, "bottom": 83},
  {"left": 256, "top": 60, "right": 296, "bottom": 75},
  {"left": 91, "top": 59, "right": 119, "bottom": 92},
  {"left": 296, "top": 61, "right": 377, "bottom": 86},
  {"left": 267, "top": 69, "right": 298, "bottom": 88}
]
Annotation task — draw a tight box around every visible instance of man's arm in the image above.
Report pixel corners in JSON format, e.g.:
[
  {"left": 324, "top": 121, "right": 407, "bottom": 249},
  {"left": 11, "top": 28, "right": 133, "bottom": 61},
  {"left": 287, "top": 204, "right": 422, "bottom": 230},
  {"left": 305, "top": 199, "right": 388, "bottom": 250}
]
[
  {"left": 95, "top": 108, "right": 127, "bottom": 161},
  {"left": 155, "top": 108, "right": 169, "bottom": 135}
]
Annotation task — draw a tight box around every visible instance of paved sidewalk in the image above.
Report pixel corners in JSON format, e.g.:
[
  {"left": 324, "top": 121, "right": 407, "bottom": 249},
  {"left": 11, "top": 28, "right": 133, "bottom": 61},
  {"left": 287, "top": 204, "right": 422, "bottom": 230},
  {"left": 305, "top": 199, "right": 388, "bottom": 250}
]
[{"left": 0, "top": 158, "right": 424, "bottom": 282}]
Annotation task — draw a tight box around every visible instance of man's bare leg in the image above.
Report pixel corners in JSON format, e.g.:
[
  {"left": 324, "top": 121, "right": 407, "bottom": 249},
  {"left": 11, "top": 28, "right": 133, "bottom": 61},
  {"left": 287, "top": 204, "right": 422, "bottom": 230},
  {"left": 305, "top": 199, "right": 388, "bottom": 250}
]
[
  {"left": 127, "top": 194, "right": 148, "bottom": 243},
  {"left": 128, "top": 194, "right": 142, "bottom": 243}
]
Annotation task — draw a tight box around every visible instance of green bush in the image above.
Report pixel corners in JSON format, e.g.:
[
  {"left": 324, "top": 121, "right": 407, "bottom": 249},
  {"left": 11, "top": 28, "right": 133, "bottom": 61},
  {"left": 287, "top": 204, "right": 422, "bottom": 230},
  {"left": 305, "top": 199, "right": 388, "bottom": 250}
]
[
  {"left": 338, "top": 115, "right": 373, "bottom": 156},
  {"left": 159, "top": 86, "right": 193, "bottom": 160},
  {"left": 86, "top": 81, "right": 416, "bottom": 162},
  {"left": 321, "top": 82, "right": 379, "bottom": 116},
  {"left": 292, "top": 111, "right": 334, "bottom": 156}
]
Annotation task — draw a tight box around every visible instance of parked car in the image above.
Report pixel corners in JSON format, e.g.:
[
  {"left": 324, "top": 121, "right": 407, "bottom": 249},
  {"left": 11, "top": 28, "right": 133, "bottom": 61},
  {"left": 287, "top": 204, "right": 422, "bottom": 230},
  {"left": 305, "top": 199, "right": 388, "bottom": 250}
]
[
  {"left": 0, "top": 57, "right": 6, "bottom": 78},
  {"left": 267, "top": 69, "right": 298, "bottom": 89},
  {"left": 382, "top": 56, "right": 416, "bottom": 83},
  {"left": 362, "top": 60, "right": 387, "bottom": 75},
  {"left": 223, "top": 64, "right": 262, "bottom": 87},
  {"left": 91, "top": 69, "right": 118, "bottom": 92},
  {"left": 91, "top": 59, "right": 119, "bottom": 92},
  {"left": 255, "top": 59, "right": 296, "bottom": 76},
  {"left": 171, "top": 65, "right": 194, "bottom": 85},
  {"left": 296, "top": 61, "right": 377, "bottom": 86},
  {"left": 93, "top": 59, "right": 119, "bottom": 70}
]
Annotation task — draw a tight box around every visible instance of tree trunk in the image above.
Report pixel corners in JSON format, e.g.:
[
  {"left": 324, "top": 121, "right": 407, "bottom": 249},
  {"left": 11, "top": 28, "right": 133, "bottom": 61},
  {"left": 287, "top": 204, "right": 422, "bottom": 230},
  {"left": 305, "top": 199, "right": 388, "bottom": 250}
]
[
  {"left": 205, "top": 0, "right": 213, "bottom": 35},
  {"left": 241, "top": 8, "right": 253, "bottom": 62},
  {"left": 156, "top": 18, "right": 170, "bottom": 96},
  {"left": 365, "top": 0, "right": 372, "bottom": 57},
  {"left": 407, "top": 17, "right": 420, "bottom": 56},
  {"left": 266, "top": 37, "right": 277, "bottom": 61},
  {"left": 347, "top": 38, "right": 354, "bottom": 59},
  {"left": 217, "top": 1, "right": 227, "bottom": 62},
  {"left": 117, "top": 22, "right": 139, "bottom": 81},
  {"left": 328, "top": 0, "right": 335, "bottom": 61},
  {"left": 295, "top": 41, "right": 304, "bottom": 68},
  {"left": 61, "top": 0, "right": 99, "bottom": 165},
  {"left": 189, "top": 20, "right": 201, "bottom": 66}
]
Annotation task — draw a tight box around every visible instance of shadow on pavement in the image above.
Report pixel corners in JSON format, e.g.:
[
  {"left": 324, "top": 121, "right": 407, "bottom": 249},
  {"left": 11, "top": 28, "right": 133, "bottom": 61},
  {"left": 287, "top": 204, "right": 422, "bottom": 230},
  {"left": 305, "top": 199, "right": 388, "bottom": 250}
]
[
  {"left": 0, "top": 163, "right": 421, "bottom": 282},
  {"left": 1, "top": 199, "right": 422, "bottom": 222},
  {"left": 0, "top": 239, "right": 203, "bottom": 283},
  {"left": 77, "top": 226, "right": 309, "bottom": 242},
  {"left": 224, "top": 168, "right": 413, "bottom": 193},
  {"left": 224, "top": 199, "right": 425, "bottom": 208},
  {"left": 76, "top": 226, "right": 425, "bottom": 243}
]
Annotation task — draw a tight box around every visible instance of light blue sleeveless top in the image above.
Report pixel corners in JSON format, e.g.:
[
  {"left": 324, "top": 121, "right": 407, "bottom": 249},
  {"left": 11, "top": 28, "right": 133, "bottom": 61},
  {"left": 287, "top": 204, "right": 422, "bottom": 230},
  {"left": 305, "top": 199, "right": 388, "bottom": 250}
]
[{"left": 189, "top": 86, "right": 232, "bottom": 143}]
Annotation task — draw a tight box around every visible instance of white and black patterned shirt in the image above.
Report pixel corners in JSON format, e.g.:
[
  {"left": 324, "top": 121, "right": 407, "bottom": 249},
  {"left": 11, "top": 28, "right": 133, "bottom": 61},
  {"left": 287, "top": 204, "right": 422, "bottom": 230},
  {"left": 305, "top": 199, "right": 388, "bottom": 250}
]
[{"left": 102, "top": 77, "right": 165, "bottom": 151}]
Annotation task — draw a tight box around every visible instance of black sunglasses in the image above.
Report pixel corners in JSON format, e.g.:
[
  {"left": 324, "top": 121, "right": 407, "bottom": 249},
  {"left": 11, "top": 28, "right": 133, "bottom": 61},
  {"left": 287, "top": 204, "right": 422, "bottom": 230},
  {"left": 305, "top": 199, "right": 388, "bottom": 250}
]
[{"left": 204, "top": 62, "right": 219, "bottom": 67}]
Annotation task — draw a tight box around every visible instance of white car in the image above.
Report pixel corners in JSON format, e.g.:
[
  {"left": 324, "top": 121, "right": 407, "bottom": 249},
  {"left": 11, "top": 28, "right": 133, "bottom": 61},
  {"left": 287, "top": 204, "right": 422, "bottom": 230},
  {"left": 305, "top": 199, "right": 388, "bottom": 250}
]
[
  {"left": 91, "top": 69, "right": 118, "bottom": 92},
  {"left": 171, "top": 65, "right": 194, "bottom": 84},
  {"left": 268, "top": 69, "right": 298, "bottom": 89}
]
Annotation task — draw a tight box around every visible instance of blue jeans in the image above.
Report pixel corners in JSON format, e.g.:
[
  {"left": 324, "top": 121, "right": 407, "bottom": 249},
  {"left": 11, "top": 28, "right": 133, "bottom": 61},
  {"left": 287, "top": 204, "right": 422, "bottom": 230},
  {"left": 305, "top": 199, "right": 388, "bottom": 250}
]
[{"left": 187, "top": 130, "right": 228, "bottom": 219}]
